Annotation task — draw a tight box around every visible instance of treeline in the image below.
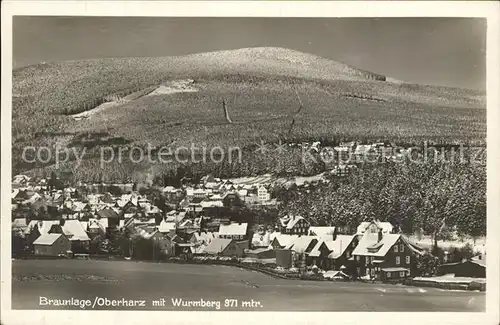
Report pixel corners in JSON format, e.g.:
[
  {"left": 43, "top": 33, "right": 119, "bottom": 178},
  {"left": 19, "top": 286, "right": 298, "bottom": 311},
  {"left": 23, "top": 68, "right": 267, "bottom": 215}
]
[{"left": 279, "top": 160, "right": 486, "bottom": 244}]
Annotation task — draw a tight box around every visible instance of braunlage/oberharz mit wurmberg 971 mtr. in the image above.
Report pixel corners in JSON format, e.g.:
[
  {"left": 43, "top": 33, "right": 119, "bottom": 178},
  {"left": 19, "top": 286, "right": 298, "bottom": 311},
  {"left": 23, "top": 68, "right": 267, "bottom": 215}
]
[{"left": 10, "top": 17, "right": 486, "bottom": 311}]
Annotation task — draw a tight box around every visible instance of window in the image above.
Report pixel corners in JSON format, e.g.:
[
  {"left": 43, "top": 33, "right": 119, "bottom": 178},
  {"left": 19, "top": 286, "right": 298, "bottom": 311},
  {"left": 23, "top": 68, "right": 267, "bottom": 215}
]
[
  {"left": 355, "top": 256, "right": 360, "bottom": 262},
  {"left": 365, "top": 257, "right": 369, "bottom": 266},
  {"left": 370, "top": 269, "right": 375, "bottom": 276},
  {"left": 400, "top": 244, "right": 404, "bottom": 252},
  {"left": 396, "top": 256, "right": 401, "bottom": 265},
  {"left": 346, "top": 251, "right": 351, "bottom": 259},
  {"left": 387, "top": 272, "right": 391, "bottom": 278},
  {"left": 400, "top": 271, "right": 405, "bottom": 278},
  {"left": 356, "top": 267, "right": 361, "bottom": 275},
  {"left": 394, "top": 245, "right": 399, "bottom": 253},
  {"left": 406, "top": 256, "right": 411, "bottom": 264}
]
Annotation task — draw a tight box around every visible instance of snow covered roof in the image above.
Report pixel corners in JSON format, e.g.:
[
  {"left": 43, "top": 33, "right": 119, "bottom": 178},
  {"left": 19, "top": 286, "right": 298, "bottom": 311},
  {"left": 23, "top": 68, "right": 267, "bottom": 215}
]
[
  {"left": 203, "top": 238, "right": 233, "bottom": 254},
  {"left": 25, "top": 220, "right": 59, "bottom": 235},
  {"left": 357, "top": 220, "right": 393, "bottom": 235},
  {"left": 272, "top": 234, "right": 299, "bottom": 247},
  {"left": 252, "top": 232, "right": 271, "bottom": 247},
  {"left": 33, "top": 233, "right": 63, "bottom": 246},
  {"left": 62, "top": 220, "right": 90, "bottom": 241},
  {"left": 285, "top": 236, "right": 318, "bottom": 254},
  {"left": 308, "top": 240, "right": 331, "bottom": 257},
  {"left": 158, "top": 221, "right": 176, "bottom": 233},
  {"left": 308, "top": 226, "right": 336, "bottom": 239},
  {"left": 218, "top": 223, "right": 248, "bottom": 236},
  {"left": 280, "top": 215, "right": 308, "bottom": 229},
  {"left": 12, "top": 218, "right": 27, "bottom": 229},
  {"left": 324, "top": 235, "right": 358, "bottom": 259},
  {"left": 352, "top": 233, "right": 422, "bottom": 257},
  {"left": 191, "top": 232, "right": 216, "bottom": 245},
  {"left": 88, "top": 218, "right": 108, "bottom": 230}
]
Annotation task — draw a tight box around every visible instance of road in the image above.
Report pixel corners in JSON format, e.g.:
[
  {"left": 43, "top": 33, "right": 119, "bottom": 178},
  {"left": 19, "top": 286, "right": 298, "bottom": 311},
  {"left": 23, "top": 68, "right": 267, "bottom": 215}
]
[{"left": 11, "top": 259, "right": 485, "bottom": 311}]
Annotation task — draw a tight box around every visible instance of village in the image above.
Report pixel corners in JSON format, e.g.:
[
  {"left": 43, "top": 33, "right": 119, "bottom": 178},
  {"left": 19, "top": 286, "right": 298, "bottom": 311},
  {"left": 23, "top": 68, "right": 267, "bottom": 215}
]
[{"left": 10, "top": 157, "right": 486, "bottom": 291}]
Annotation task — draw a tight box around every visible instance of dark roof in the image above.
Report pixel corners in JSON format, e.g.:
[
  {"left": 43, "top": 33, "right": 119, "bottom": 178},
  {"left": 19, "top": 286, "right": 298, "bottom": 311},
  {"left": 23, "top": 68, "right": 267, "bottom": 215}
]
[{"left": 97, "top": 208, "right": 120, "bottom": 219}]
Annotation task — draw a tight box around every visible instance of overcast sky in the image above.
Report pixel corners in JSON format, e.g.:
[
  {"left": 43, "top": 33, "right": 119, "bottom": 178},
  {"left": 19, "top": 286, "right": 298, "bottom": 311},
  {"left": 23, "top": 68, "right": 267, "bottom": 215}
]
[{"left": 13, "top": 17, "right": 486, "bottom": 90}]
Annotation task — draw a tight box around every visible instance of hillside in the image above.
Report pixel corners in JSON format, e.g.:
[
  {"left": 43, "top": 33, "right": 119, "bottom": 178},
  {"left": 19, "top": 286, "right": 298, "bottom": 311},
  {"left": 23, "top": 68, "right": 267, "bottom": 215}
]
[{"left": 12, "top": 47, "right": 486, "bottom": 177}]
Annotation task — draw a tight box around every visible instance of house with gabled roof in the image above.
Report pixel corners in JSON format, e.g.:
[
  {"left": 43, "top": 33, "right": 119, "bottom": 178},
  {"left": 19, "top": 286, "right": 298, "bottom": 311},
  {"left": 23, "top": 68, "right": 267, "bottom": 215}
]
[
  {"left": 352, "top": 228, "right": 425, "bottom": 281},
  {"left": 158, "top": 220, "right": 177, "bottom": 237},
  {"left": 88, "top": 218, "right": 108, "bottom": 238},
  {"left": 308, "top": 226, "right": 337, "bottom": 240},
  {"left": 284, "top": 235, "right": 319, "bottom": 268},
  {"left": 48, "top": 220, "right": 90, "bottom": 253},
  {"left": 438, "top": 253, "right": 486, "bottom": 278},
  {"left": 218, "top": 222, "right": 248, "bottom": 241},
  {"left": 279, "top": 215, "right": 310, "bottom": 235},
  {"left": 33, "top": 233, "right": 71, "bottom": 256},
  {"left": 269, "top": 234, "right": 299, "bottom": 249},
  {"left": 202, "top": 238, "right": 246, "bottom": 257},
  {"left": 326, "top": 234, "right": 360, "bottom": 267},
  {"left": 95, "top": 208, "right": 117, "bottom": 221},
  {"left": 357, "top": 219, "right": 393, "bottom": 235},
  {"left": 189, "top": 231, "right": 217, "bottom": 246},
  {"left": 251, "top": 231, "right": 272, "bottom": 248}
]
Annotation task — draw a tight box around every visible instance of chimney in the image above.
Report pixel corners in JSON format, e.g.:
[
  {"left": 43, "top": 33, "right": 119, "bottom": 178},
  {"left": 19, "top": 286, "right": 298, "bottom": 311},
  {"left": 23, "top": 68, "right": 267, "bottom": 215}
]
[
  {"left": 332, "top": 227, "right": 338, "bottom": 241},
  {"left": 378, "top": 229, "right": 383, "bottom": 242}
]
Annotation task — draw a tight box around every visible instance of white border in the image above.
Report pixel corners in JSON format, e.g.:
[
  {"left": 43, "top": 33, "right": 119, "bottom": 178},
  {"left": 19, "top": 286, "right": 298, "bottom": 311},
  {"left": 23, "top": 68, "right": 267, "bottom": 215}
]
[{"left": 1, "top": 1, "right": 499, "bottom": 325}]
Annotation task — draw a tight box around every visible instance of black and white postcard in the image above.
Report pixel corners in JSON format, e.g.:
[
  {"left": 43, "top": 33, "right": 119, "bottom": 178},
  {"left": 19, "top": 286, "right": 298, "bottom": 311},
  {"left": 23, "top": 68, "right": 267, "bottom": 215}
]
[{"left": 1, "top": 1, "right": 499, "bottom": 325}]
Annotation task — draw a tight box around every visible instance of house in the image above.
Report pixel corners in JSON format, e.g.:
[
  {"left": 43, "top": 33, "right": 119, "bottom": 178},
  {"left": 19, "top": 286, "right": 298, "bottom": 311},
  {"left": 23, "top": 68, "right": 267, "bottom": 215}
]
[
  {"left": 257, "top": 186, "right": 270, "bottom": 203},
  {"left": 352, "top": 228, "right": 425, "bottom": 281},
  {"left": 202, "top": 238, "right": 246, "bottom": 257},
  {"left": 165, "top": 211, "right": 186, "bottom": 224},
  {"left": 158, "top": 220, "right": 177, "bottom": 237},
  {"left": 357, "top": 220, "right": 393, "bottom": 235},
  {"left": 279, "top": 216, "right": 310, "bottom": 235},
  {"left": 193, "top": 188, "right": 208, "bottom": 199},
  {"left": 33, "top": 233, "right": 71, "bottom": 256},
  {"left": 87, "top": 218, "right": 108, "bottom": 238},
  {"left": 12, "top": 218, "right": 28, "bottom": 233},
  {"left": 96, "top": 207, "right": 120, "bottom": 229},
  {"left": 306, "top": 240, "right": 332, "bottom": 269},
  {"left": 200, "top": 194, "right": 224, "bottom": 208},
  {"left": 49, "top": 220, "right": 91, "bottom": 253},
  {"left": 221, "top": 192, "right": 244, "bottom": 209},
  {"left": 308, "top": 226, "right": 337, "bottom": 240},
  {"left": 25, "top": 220, "right": 59, "bottom": 237},
  {"left": 284, "top": 236, "right": 319, "bottom": 268},
  {"left": 323, "top": 234, "right": 360, "bottom": 271},
  {"left": 12, "top": 189, "right": 29, "bottom": 202},
  {"left": 437, "top": 254, "right": 486, "bottom": 278},
  {"left": 269, "top": 234, "right": 299, "bottom": 249},
  {"left": 243, "top": 194, "right": 260, "bottom": 206},
  {"left": 189, "top": 231, "right": 217, "bottom": 246},
  {"left": 218, "top": 222, "right": 248, "bottom": 241},
  {"left": 148, "top": 230, "right": 176, "bottom": 257},
  {"left": 251, "top": 231, "right": 272, "bottom": 248}
]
